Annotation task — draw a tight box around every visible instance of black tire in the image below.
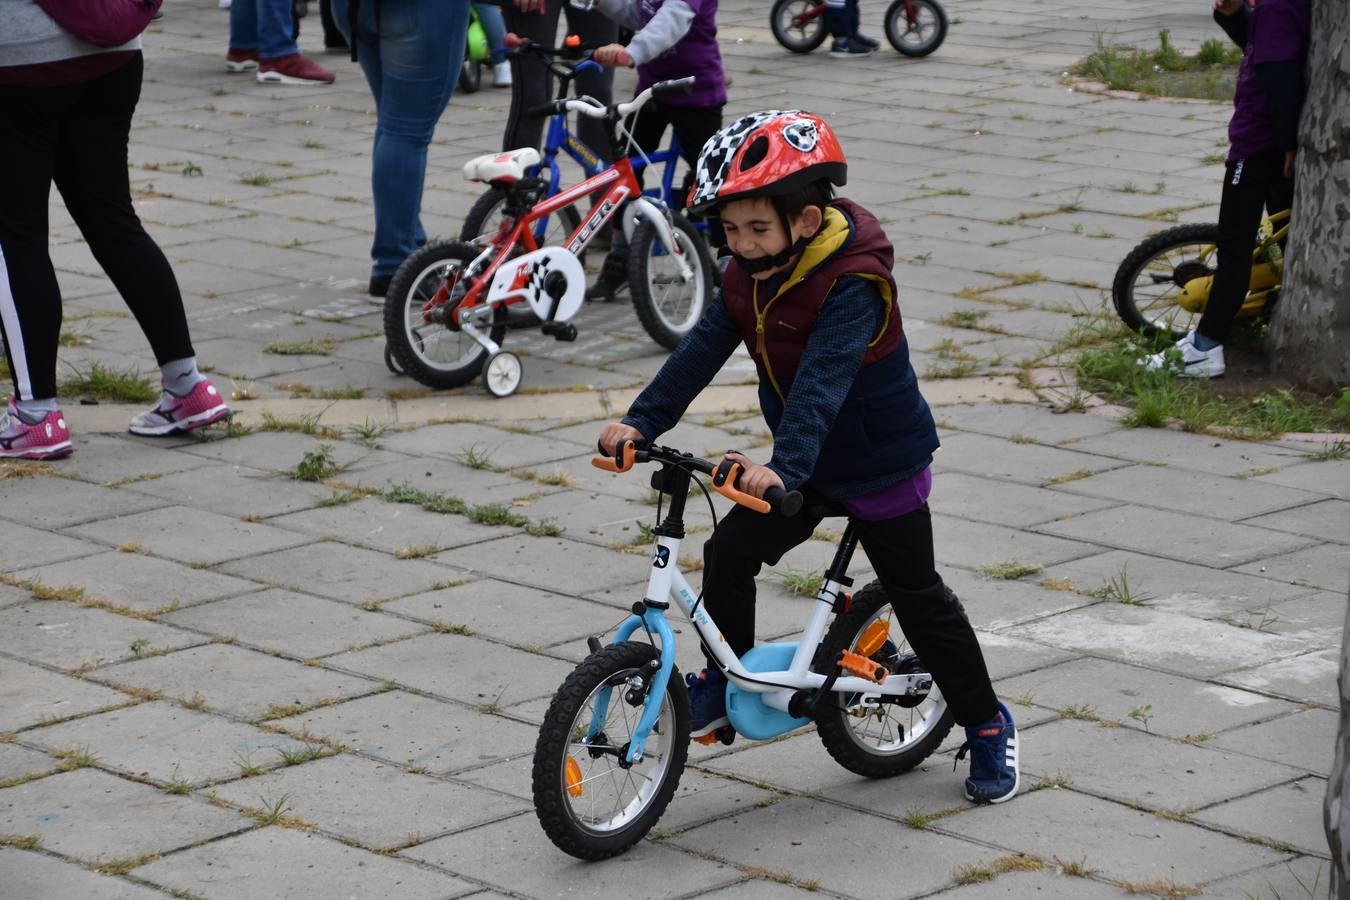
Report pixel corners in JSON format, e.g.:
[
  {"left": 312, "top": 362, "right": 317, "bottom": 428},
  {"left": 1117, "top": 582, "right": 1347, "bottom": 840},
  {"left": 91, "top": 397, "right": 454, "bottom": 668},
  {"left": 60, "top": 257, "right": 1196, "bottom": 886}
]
[
  {"left": 459, "top": 59, "right": 481, "bottom": 94},
  {"left": 459, "top": 189, "right": 586, "bottom": 267},
  {"left": 533, "top": 641, "right": 690, "bottom": 860},
  {"left": 770, "top": 0, "right": 827, "bottom": 53},
  {"left": 382, "top": 241, "right": 505, "bottom": 390},
  {"left": 1112, "top": 223, "right": 1220, "bottom": 340},
  {"left": 814, "top": 581, "right": 954, "bottom": 778},
  {"left": 884, "top": 0, "right": 947, "bottom": 57},
  {"left": 627, "top": 215, "right": 712, "bottom": 351}
]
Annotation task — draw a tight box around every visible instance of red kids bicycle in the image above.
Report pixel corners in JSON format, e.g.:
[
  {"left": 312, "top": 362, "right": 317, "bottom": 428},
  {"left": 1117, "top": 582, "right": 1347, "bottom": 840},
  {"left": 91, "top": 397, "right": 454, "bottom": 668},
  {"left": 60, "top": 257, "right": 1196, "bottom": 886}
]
[
  {"left": 770, "top": 0, "right": 947, "bottom": 57},
  {"left": 382, "top": 40, "right": 713, "bottom": 397}
]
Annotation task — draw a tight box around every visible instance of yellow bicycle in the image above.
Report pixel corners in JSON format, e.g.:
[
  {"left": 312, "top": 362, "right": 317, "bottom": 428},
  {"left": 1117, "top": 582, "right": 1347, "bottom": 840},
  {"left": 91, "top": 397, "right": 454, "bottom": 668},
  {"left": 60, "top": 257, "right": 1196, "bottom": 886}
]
[{"left": 1112, "top": 208, "right": 1288, "bottom": 339}]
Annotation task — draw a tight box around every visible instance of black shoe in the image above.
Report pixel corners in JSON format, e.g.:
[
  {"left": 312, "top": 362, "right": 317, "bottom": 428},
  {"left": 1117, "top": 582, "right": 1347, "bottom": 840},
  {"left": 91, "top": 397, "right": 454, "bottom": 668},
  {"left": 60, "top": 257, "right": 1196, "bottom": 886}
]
[
  {"left": 369, "top": 275, "right": 391, "bottom": 298},
  {"left": 854, "top": 32, "right": 881, "bottom": 49},
  {"left": 586, "top": 251, "right": 628, "bottom": 302}
]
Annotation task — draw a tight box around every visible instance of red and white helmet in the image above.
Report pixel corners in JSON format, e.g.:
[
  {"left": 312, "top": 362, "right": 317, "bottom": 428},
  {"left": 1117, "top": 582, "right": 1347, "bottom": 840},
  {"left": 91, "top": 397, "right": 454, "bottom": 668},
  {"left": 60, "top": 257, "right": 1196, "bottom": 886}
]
[{"left": 687, "top": 110, "right": 847, "bottom": 216}]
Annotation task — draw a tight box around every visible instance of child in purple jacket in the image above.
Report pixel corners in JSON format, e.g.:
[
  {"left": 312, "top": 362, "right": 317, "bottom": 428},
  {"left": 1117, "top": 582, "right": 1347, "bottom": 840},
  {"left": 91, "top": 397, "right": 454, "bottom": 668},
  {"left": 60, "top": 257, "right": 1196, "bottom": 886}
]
[
  {"left": 1144, "top": 0, "right": 1311, "bottom": 378},
  {"left": 585, "top": 0, "right": 726, "bottom": 300}
]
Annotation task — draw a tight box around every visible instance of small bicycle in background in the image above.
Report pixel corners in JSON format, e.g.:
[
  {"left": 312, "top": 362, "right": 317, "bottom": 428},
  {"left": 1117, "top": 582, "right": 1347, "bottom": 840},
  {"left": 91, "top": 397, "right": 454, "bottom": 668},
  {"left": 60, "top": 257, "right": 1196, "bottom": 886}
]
[
  {"left": 381, "top": 38, "right": 714, "bottom": 397},
  {"left": 1112, "top": 208, "right": 1288, "bottom": 339},
  {"left": 531, "top": 441, "right": 952, "bottom": 860},
  {"left": 770, "top": 0, "right": 948, "bottom": 57}
]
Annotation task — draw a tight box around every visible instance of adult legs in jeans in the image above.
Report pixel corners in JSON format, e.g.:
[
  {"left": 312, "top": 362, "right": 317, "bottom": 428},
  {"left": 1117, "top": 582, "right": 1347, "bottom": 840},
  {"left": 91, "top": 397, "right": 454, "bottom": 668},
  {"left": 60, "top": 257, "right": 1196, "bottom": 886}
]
[
  {"left": 333, "top": 0, "right": 468, "bottom": 280},
  {"left": 1197, "top": 149, "right": 1294, "bottom": 346},
  {"left": 229, "top": 0, "right": 300, "bottom": 59},
  {"left": 0, "top": 57, "right": 194, "bottom": 404}
]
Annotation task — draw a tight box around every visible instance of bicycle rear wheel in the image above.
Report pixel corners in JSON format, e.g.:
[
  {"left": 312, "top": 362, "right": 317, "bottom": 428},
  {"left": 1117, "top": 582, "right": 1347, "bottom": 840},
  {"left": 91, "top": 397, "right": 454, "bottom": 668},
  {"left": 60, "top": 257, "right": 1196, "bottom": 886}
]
[
  {"left": 814, "top": 581, "right": 954, "bottom": 777},
  {"left": 885, "top": 0, "right": 947, "bottom": 57},
  {"left": 1112, "top": 223, "right": 1221, "bottom": 340},
  {"left": 533, "top": 641, "right": 690, "bottom": 860},
  {"left": 460, "top": 188, "right": 585, "bottom": 267},
  {"left": 770, "top": 0, "right": 827, "bottom": 53},
  {"left": 383, "top": 241, "right": 504, "bottom": 390},
  {"left": 627, "top": 215, "right": 712, "bottom": 351}
]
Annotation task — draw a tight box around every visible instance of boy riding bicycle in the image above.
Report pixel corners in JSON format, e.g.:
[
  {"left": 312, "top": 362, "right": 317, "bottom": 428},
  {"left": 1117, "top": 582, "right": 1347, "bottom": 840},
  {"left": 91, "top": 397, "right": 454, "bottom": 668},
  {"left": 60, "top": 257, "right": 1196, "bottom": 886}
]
[{"left": 598, "top": 111, "right": 1019, "bottom": 805}]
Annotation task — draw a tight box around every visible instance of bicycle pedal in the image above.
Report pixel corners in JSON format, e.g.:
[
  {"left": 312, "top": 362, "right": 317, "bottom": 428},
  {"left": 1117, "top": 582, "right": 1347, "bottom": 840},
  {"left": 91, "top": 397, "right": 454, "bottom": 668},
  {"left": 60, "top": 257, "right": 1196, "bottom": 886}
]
[
  {"left": 540, "top": 321, "right": 578, "bottom": 342},
  {"left": 838, "top": 648, "right": 887, "bottom": 684}
]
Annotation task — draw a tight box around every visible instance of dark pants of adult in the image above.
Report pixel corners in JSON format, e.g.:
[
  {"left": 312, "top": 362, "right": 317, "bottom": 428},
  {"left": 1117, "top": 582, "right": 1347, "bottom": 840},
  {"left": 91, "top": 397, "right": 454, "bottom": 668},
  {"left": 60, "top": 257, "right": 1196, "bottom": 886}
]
[
  {"left": 0, "top": 56, "right": 193, "bottom": 402},
  {"left": 1198, "top": 148, "right": 1294, "bottom": 345},
  {"left": 700, "top": 502, "right": 998, "bottom": 726},
  {"left": 319, "top": 0, "right": 347, "bottom": 47},
  {"left": 502, "top": 2, "right": 616, "bottom": 158}
]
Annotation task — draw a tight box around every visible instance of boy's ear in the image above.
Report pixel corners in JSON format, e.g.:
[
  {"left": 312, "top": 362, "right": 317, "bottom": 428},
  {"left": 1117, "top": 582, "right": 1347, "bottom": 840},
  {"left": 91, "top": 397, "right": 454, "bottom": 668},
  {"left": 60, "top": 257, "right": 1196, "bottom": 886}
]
[{"left": 797, "top": 204, "right": 824, "bottom": 239}]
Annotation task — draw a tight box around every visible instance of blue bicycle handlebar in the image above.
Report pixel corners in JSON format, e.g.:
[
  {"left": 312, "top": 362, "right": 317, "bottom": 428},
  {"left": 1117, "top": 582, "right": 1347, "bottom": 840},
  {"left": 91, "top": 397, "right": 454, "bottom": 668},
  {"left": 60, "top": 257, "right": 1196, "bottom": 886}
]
[{"left": 573, "top": 59, "right": 603, "bottom": 75}]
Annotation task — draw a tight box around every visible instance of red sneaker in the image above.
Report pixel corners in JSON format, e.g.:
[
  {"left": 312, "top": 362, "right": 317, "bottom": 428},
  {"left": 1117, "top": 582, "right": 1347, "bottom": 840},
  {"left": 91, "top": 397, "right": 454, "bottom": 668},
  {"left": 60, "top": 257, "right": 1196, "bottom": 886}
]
[
  {"left": 256, "top": 54, "right": 336, "bottom": 85},
  {"left": 225, "top": 48, "right": 259, "bottom": 72},
  {"left": 0, "top": 399, "right": 72, "bottom": 460}
]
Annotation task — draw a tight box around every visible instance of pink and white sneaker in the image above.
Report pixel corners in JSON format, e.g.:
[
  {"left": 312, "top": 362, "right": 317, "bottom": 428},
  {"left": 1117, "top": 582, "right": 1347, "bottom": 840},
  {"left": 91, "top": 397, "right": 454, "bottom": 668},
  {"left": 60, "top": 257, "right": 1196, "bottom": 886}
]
[
  {"left": 129, "top": 380, "right": 230, "bottom": 436},
  {"left": 0, "top": 399, "right": 73, "bottom": 460}
]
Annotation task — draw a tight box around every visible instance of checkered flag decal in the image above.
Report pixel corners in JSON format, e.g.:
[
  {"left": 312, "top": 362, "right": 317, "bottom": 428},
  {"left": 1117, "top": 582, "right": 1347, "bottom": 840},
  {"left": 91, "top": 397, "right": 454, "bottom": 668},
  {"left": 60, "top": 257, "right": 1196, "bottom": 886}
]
[{"left": 690, "top": 109, "right": 799, "bottom": 210}]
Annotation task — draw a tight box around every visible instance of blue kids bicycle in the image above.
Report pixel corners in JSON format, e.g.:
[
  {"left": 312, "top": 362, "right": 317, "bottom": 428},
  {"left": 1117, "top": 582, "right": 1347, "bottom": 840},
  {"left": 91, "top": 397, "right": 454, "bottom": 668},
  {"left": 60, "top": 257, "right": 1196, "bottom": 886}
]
[{"left": 532, "top": 441, "right": 953, "bottom": 859}]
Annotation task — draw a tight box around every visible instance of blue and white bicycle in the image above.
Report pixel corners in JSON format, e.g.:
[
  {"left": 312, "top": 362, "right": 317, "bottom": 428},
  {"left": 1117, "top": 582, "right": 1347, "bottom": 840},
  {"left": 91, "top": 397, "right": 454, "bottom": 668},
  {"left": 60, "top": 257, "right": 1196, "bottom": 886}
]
[{"left": 532, "top": 441, "right": 953, "bottom": 859}]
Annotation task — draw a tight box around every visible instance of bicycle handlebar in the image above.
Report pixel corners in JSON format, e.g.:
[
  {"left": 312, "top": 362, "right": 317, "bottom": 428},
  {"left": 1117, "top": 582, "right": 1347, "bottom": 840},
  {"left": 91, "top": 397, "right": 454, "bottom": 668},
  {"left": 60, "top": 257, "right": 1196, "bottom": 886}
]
[{"left": 593, "top": 440, "right": 804, "bottom": 517}]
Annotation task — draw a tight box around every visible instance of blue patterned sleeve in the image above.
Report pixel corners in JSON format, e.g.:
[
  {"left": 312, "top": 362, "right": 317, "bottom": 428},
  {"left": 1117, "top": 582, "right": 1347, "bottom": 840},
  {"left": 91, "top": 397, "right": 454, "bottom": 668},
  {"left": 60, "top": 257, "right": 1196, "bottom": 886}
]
[
  {"left": 765, "top": 276, "right": 882, "bottom": 490},
  {"left": 621, "top": 291, "right": 745, "bottom": 442}
]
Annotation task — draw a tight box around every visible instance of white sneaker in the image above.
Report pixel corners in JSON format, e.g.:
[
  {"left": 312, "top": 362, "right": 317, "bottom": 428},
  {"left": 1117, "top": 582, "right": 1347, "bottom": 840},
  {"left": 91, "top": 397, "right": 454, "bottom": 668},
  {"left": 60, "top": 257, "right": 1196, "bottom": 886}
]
[
  {"left": 493, "top": 61, "right": 512, "bottom": 87},
  {"left": 1142, "top": 331, "right": 1225, "bottom": 378}
]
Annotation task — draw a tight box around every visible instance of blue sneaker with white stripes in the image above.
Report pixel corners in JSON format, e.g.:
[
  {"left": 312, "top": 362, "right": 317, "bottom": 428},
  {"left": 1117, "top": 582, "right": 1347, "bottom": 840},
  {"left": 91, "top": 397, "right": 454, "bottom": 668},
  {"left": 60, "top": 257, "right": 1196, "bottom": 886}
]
[{"left": 955, "top": 701, "right": 1019, "bottom": 804}]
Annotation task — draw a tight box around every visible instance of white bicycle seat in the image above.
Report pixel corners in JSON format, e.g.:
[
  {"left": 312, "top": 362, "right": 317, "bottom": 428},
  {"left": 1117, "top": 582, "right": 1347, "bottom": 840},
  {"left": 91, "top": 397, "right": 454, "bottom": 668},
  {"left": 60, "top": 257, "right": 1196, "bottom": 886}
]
[{"left": 462, "top": 147, "right": 541, "bottom": 184}]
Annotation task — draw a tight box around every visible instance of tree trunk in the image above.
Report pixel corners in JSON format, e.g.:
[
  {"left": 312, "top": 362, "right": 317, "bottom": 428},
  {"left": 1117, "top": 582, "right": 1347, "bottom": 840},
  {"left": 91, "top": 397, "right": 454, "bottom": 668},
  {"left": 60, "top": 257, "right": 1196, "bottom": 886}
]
[
  {"left": 1265, "top": 0, "right": 1350, "bottom": 393},
  {"left": 1328, "top": 586, "right": 1350, "bottom": 898}
]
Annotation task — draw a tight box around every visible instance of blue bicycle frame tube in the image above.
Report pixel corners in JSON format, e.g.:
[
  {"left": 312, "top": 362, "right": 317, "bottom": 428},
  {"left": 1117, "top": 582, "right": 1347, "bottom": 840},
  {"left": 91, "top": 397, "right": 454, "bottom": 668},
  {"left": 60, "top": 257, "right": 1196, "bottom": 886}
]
[{"left": 587, "top": 607, "right": 677, "bottom": 764}]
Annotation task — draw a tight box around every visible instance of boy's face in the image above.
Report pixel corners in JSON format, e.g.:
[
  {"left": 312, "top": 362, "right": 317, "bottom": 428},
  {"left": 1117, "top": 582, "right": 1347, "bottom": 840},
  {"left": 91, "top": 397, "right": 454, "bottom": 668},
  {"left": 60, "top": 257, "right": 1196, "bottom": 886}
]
[{"left": 720, "top": 197, "right": 823, "bottom": 280}]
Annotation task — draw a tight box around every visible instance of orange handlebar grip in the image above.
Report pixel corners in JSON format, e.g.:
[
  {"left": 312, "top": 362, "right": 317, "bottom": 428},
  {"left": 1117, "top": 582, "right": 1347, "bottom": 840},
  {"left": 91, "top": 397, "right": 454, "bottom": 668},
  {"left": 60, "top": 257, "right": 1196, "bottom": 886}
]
[
  {"left": 591, "top": 439, "right": 637, "bottom": 473},
  {"left": 564, "top": 34, "right": 581, "bottom": 47},
  {"left": 711, "top": 461, "right": 771, "bottom": 514}
]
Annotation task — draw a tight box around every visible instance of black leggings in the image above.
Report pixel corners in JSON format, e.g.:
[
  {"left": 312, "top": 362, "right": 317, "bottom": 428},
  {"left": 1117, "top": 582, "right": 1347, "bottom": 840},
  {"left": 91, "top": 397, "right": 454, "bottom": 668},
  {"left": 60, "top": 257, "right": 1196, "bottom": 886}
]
[
  {"left": 700, "top": 501, "right": 998, "bottom": 725},
  {"left": 1198, "top": 148, "right": 1294, "bottom": 345},
  {"left": 501, "top": 2, "right": 616, "bottom": 159},
  {"left": 0, "top": 55, "right": 193, "bottom": 402}
]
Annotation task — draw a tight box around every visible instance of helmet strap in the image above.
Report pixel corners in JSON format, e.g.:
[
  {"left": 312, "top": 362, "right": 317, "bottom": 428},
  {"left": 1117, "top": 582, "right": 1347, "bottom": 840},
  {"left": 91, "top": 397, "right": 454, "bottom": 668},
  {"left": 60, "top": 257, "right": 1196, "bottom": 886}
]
[{"left": 730, "top": 233, "right": 811, "bottom": 275}]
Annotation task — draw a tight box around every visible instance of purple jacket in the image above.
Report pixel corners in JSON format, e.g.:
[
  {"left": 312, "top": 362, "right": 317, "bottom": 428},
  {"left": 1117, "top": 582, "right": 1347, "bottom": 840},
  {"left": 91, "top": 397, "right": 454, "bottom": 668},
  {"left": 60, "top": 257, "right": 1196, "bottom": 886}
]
[{"left": 597, "top": 0, "right": 725, "bottom": 108}]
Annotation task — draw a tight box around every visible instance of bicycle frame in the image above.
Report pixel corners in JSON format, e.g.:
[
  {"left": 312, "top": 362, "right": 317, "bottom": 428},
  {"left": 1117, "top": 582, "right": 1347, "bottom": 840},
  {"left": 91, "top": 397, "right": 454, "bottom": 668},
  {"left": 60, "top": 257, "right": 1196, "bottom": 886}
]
[
  {"left": 1176, "top": 209, "right": 1288, "bottom": 318},
  {"left": 792, "top": 0, "right": 921, "bottom": 28},
  {"left": 541, "top": 110, "right": 687, "bottom": 212},
  {"left": 590, "top": 460, "right": 932, "bottom": 764}
]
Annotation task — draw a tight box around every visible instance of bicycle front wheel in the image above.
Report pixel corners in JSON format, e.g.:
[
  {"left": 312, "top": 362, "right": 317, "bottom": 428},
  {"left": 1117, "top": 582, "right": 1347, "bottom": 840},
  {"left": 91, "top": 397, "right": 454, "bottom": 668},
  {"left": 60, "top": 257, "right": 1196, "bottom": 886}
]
[
  {"left": 885, "top": 0, "right": 947, "bottom": 57},
  {"left": 815, "top": 581, "right": 954, "bottom": 778},
  {"left": 383, "top": 241, "right": 504, "bottom": 390},
  {"left": 533, "top": 641, "right": 690, "bottom": 860},
  {"left": 628, "top": 215, "right": 712, "bottom": 351},
  {"left": 770, "top": 0, "right": 827, "bottom": 53},
  {"left": 1112, "top": 223, "right": 1221, "bottom": 340}
]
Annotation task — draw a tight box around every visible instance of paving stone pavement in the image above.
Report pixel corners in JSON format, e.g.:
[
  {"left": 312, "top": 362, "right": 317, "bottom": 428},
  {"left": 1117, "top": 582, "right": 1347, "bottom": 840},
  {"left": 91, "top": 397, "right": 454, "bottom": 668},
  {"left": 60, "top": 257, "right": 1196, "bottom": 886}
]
[{"left": 2, "top": 1, "right": 1347, "bottom": 898}]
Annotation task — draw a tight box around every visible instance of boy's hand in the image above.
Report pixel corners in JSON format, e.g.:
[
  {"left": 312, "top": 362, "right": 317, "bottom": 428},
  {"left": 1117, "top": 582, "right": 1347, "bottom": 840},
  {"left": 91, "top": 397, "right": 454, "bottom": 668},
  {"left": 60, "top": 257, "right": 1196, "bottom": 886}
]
[
  {"left": 722, "top": 452, "right": 785, "bottom": 500},
  {"left": 599, "top": 422, "right": 644, "bottom": 456},
  {"left": 1213, "top": 0, "right": 1244, "bottom": 15},
  {"left": 593, "top": 43, "right": 634, "bottom": 67}
]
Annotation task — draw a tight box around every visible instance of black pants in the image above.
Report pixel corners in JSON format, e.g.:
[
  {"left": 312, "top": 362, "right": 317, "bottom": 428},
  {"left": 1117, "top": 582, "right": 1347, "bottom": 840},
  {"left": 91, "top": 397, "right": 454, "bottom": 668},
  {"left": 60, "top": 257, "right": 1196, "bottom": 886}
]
[
  {"left": 624, "top": 101, "right": 724, "bottom": 246},
  {"left": 1198, "top": 148, "right": 1294, "bottom": 345},
  {"left": 701, "top": 502, "right": 998, "bottom": 726},
  {"left": 0, "top": 55, "right": 193, "bottom": 401},
  {"left": 502, "top": 3, "right": 616, "bottom": 159}
]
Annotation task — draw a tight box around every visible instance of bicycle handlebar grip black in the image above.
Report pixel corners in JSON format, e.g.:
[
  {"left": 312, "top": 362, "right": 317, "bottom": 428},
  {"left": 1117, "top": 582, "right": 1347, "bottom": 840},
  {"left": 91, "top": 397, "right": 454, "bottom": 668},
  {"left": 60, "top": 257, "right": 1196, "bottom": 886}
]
[
  {"left": 764, "top": 487, "right": 803, "bottom": 517},
  {"left": 651, "top": 77, "right": 696, "bottom": 97},
  {"left": 526, "top": 102, "right": 560, "bottom": 118}
]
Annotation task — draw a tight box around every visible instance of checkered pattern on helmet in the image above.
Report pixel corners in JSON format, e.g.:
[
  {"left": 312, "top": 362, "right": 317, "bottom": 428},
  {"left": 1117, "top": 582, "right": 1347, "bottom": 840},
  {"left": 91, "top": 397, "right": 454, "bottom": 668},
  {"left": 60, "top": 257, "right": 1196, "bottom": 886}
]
[{"left": 689, "top": 109, "right": 800, "bottom": 210}]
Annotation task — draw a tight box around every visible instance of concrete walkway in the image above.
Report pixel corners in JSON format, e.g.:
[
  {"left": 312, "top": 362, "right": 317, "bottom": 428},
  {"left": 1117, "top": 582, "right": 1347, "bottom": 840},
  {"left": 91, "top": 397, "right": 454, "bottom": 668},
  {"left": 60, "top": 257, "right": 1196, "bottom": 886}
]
[{"left": 2, "top": 1, "right": 1345, "bottom": 898}]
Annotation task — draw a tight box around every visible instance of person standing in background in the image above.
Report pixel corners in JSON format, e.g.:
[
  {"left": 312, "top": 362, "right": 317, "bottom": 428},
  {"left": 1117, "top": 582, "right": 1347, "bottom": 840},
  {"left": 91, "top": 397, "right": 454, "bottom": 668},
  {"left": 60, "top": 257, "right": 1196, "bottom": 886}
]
[
  {"left": 226, "top": 0, "right": 336, "bottom": 84},
  {"left": 331, "top": 0, "right": 470, "bottom": 298},
  {"left": 0, "top": 0, "right": 230, "bottom": 458}
]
